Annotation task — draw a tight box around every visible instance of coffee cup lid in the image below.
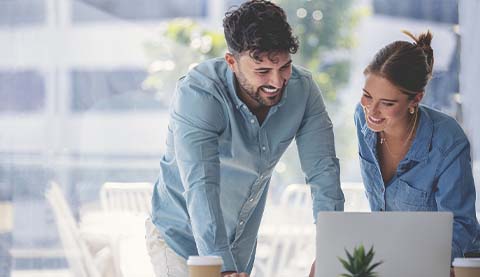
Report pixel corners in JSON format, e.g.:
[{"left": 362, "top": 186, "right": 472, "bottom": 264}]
[
  {"left": 187, "top": 256, "right": 223, "bottom": 266},
  {"left": 453, "top": 258, "right": 480, "bottom": 267}
]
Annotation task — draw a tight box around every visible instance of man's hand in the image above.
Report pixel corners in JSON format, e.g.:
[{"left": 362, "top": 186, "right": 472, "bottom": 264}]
[
  {"left": 221, "top": 272, "right": 248, "bottom": 277},
  {"left": 309, "top": 259, "right": 316, "bottom": 277}
]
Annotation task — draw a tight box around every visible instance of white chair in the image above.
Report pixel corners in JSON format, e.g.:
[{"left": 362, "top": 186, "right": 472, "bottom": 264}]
[
  {"left": 341, "top": 182, "right": 370, "bottom": 212},
  {"left": 99, "top": 182, "right": 153, "bottom": 215},
  {"left": 45, "top": 182, "right": 109, "bottom": 277},
  {"left": 279, "top": 182, "right": 369, "bottom": 212},
  {"left": 255, "top": 182, "right": 369, "bottom": 276},
  {"left": 256, "top": 184, "right": 315, "bottom": 277}
]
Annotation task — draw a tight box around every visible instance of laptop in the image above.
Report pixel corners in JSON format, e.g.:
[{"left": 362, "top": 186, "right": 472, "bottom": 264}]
[{"left": 315, "top": 212, "right": 453, "bottom": 277}]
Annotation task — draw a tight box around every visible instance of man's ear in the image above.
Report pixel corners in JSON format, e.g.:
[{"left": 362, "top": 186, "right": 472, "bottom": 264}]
[{"left": 225, "top": 53, "right": 236, "bottom": 70}]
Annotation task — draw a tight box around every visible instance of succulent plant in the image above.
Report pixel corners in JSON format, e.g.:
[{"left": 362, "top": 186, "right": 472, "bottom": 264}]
[{"left": 338, "top": 245, "right": 383, "bottom": 277}]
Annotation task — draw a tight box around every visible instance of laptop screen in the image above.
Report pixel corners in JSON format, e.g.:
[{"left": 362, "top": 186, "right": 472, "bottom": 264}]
[{"left": 315, "top": 212, "right": 453, "bottom": 277}]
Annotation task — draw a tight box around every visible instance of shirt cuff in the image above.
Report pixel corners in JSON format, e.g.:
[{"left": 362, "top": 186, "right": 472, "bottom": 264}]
[
  {"left": 451, "top": 242, "right": 462, "bottom": 262},
  {"left": 211, "top": 248, "right": 237, "bottom": 273},
  {"left": 312, "top": 199, "right": 345, "bottom": 223}
]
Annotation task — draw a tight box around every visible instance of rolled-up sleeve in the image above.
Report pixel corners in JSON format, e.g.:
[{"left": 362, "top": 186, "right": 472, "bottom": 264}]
[
  {"left": 171, "top": 79, "right": 237, "bottom": 272},
  {"left": 435, "top": 139, "right": 479, "bottom": 260},
  {"left": 295, "top": 80, "right": 344, "bottom": 222}
]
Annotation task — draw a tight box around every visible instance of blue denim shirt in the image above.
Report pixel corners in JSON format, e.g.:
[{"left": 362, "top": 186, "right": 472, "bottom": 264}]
[
  {"left": 355, "top": 103, "right": 479, "bottom": 259},
  {"left": 151, "top": 58, "right": 344, "bottom": 273}
]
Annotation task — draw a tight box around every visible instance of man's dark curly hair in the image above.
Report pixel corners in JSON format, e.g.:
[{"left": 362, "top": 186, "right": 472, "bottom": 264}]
[{"left": 223, "top": 0, "right": 299, "bottom": 60}]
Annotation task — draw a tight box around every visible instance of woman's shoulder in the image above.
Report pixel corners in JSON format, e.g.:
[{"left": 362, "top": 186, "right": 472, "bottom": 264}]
[{"left": 423, "top": 106, "right": 469, "bottom": 152}]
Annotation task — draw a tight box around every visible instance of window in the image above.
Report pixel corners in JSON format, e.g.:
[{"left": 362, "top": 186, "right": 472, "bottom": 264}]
[
  {"left": 373, "top": 0, "right": 458, "bottom": 24},
  {"left": 72, "top": 0, "right": 208, "bottom": 22},
  {"left": 0, "top": 71, "right": 45, "bottom": 112},
  {"left": 70, "top": 69, "right": 162, "bottom": 112},
  {"left": 0, "top": 0, "right": 45, "bottom": 26}
]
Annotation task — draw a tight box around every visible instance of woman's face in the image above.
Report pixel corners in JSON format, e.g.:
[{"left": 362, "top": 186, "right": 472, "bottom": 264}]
[{"left": 360, "top": 74, "right": 420, "bottom": 134}]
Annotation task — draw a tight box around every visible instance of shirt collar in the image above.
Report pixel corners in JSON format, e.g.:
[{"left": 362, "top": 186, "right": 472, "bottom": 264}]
[
  {"left": 361, "top": 114, "right": 377, "bottom": 149},
  {"left": 226, "top": 68, "right": 244, "bottom": 110},
  {"left": 405, "top": 105, "right": 433, "bottom": 161}
]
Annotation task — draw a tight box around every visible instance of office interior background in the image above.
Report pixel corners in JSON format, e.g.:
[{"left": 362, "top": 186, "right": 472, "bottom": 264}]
[{"left": 1, "top": 0, "right": 479, "bottom": 276}]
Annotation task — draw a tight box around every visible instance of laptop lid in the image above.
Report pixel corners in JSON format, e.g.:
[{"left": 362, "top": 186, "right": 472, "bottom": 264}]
[{"left": 315, "top": 212, "right": 453, "bottom": 277}]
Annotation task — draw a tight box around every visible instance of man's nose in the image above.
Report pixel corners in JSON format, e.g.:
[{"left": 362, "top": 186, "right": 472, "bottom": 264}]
[{"left": 269, "top": 72, "right": 284, "bottom": 88}]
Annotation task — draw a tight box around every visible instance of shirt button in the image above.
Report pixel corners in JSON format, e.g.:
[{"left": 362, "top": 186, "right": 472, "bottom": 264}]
[
  {"left": 239, "top": 221, "right": 244, "bottom": 225},
  {"left": 250, "top": 119, "right": 255, "bottom": 124},
  {"left": 261, "top": 146, "right": 266, "bottom": 151},
  {"left": 249, "top": 198, "right": 254, "bottom": 202}
]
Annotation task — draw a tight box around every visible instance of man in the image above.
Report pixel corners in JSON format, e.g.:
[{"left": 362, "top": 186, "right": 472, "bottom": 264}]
[{"left": 145, "top": 1, "right": 344, "bottom": 276}]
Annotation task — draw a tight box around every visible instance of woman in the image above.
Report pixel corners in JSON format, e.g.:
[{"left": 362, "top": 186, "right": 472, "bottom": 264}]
[{"left": 355, "top": 30, "right": 479, "bottom": 272}]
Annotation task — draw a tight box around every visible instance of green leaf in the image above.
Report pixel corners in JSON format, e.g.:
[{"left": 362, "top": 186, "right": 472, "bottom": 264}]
[{"left": 337, "top": 244, "right": 383, "bottom": 277}]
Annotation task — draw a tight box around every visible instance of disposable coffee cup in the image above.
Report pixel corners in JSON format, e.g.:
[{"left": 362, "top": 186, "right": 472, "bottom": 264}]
[
  {"left": 453, "top": 258, "right": 480, "bottom": 277},
  {"left": 187, "top": 256, "right": 223, "bottom": 277}
]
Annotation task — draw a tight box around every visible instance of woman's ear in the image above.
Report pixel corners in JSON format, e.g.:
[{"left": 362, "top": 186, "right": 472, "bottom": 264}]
[{"left": 411, "top": 92, "right": 424, "bottom": 107}]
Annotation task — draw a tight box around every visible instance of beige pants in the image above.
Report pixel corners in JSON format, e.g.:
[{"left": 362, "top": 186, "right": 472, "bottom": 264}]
[{"left": 145, "top": 217, "right": 188, "bottom": 277}]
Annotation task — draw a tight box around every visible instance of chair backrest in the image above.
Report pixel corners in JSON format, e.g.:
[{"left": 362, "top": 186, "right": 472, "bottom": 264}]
[
  {"left": 279, "top": 183, "right": 312, "bottom": 209},
  {"left": 45, "top": 182, "right": 101, "bottom": 277},
  {"left": 280, "top": 182, "right": 369, "bottom": 211},
  {"left": 100, "top": 182, "right": 153, "bottom": 214},
  {"left": 341, "top": 182, "right": 369, "bottom": 211},
  {"left": 256, "top": 183, "right": 368, "bottom": 276}
]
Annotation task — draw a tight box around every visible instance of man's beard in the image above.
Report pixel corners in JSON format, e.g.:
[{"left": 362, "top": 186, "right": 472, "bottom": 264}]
[{"left": 236, "top": 74, "right": 285, "bottom": 107}]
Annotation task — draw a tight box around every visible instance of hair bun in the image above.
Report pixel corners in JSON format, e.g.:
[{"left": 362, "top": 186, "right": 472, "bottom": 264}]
[
  {"left": 402, "top": 30, "right": 434, "bottom": 73},
  {"left": 417, "top": 31, "right": 434, "bottom": 73}
]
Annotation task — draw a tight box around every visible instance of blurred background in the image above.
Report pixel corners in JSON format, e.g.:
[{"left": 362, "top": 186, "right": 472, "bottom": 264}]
[{"left": 1, "top": 0, "right": 479, "bottom": 276}]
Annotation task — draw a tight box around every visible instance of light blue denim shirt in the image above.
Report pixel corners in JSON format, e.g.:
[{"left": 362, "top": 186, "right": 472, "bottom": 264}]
[
  {"left": 151, "top": 58, "right": 344, "bottom": 273},
  {"left": 354, "top": 103, "right": 479, "bottom": 259}
]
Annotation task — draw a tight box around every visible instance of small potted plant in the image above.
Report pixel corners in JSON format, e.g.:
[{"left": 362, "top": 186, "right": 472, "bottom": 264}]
[{"left": 338, "top": 244, "right": 383, "bottom": 277}]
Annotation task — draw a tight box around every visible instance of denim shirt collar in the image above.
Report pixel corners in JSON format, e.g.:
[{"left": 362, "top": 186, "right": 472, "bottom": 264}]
[
  {"left": 405, "top": 105, "right": 433, "bottom": 161},
  {"left": 225, "top": 67, "right": 288, "bottom": 113},
  {"left": 361, "top": 104, "right": 433, "bottom": 162}
]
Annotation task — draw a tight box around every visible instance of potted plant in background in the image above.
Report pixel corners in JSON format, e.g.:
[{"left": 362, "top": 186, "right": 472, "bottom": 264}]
[{"left": 338, "top": 244, "right": 383, "bottom": 277}]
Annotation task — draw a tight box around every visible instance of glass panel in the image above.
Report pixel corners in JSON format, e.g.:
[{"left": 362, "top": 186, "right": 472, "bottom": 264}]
[
  {"left": 72, "top": 0, "right": 208, "bottom": 22},
  {"left": 0, "top": 0, "right": 45, "bottom": 26},
  {"left": 373, "top": 0, "right": 458, "bottom": 23},
  {"left": 70, "top": 69, "right": 161, "bottom": 112},
  {"left": 0, "top": 71, "right": 45, "bottom": 112}
]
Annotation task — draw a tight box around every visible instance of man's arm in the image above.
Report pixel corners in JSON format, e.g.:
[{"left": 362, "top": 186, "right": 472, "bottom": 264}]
[
  {"left": 171, "top": 78, "right": 237, "bottom": 272},
  {"left": 295, "top": 79, "right": 344, "bottom": 221}
]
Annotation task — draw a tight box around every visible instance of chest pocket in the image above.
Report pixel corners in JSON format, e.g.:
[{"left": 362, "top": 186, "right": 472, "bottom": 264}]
[{"left": 394, "top": 179, "right": 436, "bottom": 211}]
